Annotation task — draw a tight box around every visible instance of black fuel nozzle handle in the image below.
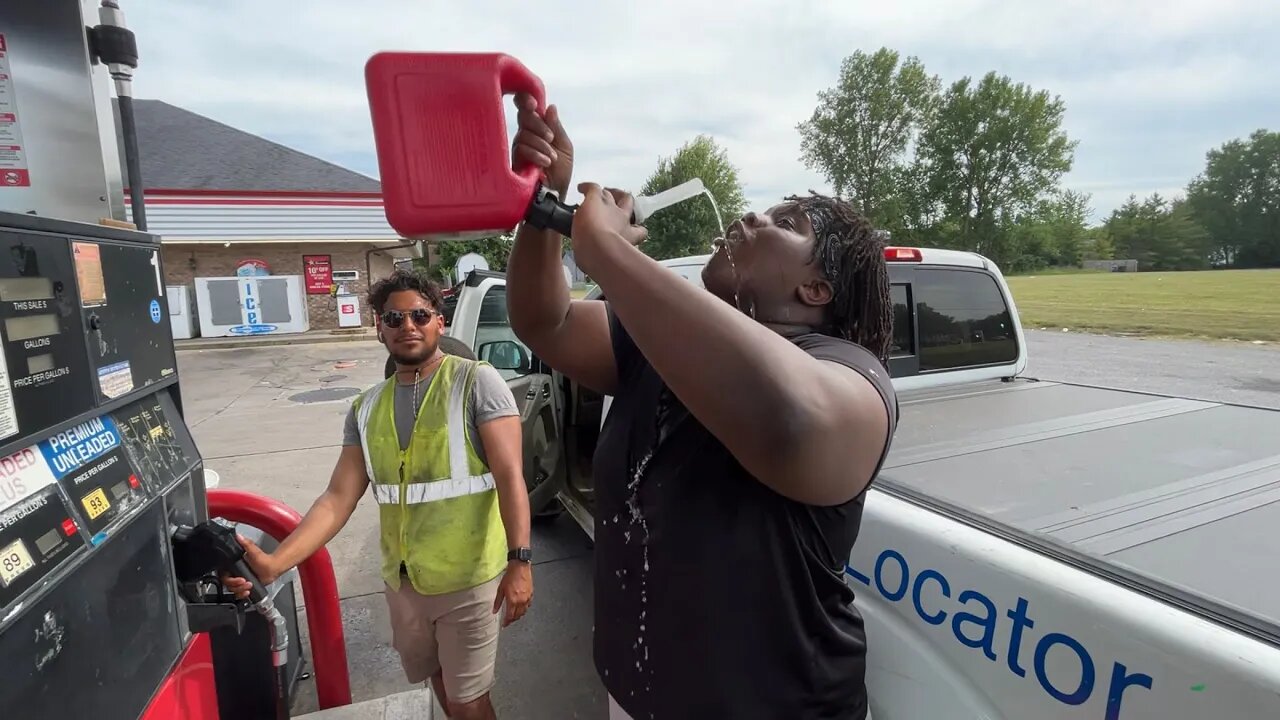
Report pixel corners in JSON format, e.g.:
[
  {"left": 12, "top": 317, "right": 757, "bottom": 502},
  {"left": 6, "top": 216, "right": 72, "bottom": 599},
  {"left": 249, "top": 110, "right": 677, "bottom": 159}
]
[{"left": 171, "top": 522, "right": 269, "bottom": 604}]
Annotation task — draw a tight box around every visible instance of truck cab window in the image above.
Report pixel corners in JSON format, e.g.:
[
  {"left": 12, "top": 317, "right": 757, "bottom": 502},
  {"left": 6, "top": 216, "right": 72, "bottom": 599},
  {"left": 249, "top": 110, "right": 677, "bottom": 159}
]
[
  {"left": 475, "top": 286, "right": 535, "bottom": 380},
  {"left": 914, "top": 269, "right": 1018, "bottom": 371},
  {"left": 440, "top": 292, "right": 459, "bottom": 327},
  {"left": 890, "top": 284, "right": 913, "bottom": 358}
]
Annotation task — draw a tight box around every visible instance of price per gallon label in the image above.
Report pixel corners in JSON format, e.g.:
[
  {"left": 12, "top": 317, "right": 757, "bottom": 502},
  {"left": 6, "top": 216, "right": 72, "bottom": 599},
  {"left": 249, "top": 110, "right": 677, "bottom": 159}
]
[
  {"left": 0, "top": 537, "right": 35, "bottom": 587},
  {"left": 80, "top": 487, "right": 110, "bottom": 520}
]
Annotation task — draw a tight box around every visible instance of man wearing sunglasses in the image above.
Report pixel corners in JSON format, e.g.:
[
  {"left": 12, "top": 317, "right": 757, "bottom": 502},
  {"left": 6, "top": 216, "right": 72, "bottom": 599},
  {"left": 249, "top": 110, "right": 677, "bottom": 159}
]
[{"left": 223, "top": 269, "right": 532, "bottom": 720}]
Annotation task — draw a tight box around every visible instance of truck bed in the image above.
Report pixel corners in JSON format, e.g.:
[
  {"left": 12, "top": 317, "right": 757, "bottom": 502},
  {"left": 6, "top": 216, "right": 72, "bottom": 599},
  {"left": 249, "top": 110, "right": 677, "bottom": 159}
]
[{"left": 882, "top": 377, "right": 1280, "bottom": 632}]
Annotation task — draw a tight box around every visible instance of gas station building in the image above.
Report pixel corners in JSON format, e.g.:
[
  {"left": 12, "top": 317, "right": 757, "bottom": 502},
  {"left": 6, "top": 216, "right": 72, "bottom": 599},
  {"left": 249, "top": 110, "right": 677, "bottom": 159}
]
[{"left": 128, "top": 100, "right": 427, "bottom": 330}]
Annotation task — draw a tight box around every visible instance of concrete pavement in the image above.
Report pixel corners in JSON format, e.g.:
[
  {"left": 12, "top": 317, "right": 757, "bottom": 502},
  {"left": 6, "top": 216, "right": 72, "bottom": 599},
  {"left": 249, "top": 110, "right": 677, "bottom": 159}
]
[
  {"left": 177, "top": 328, "right": 1280, "bottom": 718},
  {"left": 177, "top": 340, "right": 605, "bottom": 718}
]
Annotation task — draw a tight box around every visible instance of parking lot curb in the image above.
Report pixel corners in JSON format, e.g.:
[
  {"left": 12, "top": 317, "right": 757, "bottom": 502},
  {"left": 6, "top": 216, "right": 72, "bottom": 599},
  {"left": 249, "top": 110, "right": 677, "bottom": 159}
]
[{"left": 175, "top": 331, "right": 376, "bottom": 351}]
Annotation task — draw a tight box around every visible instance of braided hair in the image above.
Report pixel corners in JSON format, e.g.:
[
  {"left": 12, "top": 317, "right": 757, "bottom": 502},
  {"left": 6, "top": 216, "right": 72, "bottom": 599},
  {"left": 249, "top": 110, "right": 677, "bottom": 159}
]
[{"left": 784, "top": 191, "right": 894, "bottom": 364}]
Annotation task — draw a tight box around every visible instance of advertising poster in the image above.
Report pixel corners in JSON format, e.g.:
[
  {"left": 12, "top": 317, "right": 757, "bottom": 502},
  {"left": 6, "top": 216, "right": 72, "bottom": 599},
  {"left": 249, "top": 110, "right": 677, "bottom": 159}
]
[{"left": 303, "top": 254, "right": 333, "bottom": 294}]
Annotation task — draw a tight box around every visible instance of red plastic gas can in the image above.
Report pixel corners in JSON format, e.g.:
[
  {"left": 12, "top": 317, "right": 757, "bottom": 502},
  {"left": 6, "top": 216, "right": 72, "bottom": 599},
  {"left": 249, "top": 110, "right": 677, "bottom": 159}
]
[{"left": 365, "top": 52, "right": 547, "bottom": 240}]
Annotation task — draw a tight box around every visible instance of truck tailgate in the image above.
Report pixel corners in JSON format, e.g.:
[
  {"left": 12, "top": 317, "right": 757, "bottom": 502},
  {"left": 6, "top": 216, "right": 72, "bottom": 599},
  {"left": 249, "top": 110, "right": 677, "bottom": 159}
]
[{"left": 882, "top": 378, "right": 1280, "bottom": 630}]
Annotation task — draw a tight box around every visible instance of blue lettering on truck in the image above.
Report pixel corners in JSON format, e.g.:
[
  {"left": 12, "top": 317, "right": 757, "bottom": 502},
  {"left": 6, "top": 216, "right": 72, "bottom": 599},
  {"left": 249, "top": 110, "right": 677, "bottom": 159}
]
[{"left": 847, "top": 550, "right": 1153, "bottom": 719}]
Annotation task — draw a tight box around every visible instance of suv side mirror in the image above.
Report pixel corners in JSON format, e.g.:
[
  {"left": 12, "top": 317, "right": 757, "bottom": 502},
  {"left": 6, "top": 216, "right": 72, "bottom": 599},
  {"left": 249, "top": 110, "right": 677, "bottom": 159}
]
[{"left": 478, "top": 340, "right": 531, "bottom": 373}]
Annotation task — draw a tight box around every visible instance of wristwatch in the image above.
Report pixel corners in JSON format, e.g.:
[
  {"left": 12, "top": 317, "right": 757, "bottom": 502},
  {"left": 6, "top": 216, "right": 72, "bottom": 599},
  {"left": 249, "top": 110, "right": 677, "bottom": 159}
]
[{"left": 507, "top": 547, "right": 532, "bottom": 563}]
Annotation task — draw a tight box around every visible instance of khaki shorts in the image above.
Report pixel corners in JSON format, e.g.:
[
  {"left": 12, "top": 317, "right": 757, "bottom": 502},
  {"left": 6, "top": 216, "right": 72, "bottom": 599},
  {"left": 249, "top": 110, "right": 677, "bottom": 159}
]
[{"left": 385, "top": 573, "right": 502, "bottom": 704}]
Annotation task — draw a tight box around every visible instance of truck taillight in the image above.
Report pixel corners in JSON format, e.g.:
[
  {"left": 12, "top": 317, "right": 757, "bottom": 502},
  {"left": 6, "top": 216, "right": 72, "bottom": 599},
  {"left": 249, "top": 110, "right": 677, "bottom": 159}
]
[{"left": 885, "top": 247, "right": 923, "bottom": 262}]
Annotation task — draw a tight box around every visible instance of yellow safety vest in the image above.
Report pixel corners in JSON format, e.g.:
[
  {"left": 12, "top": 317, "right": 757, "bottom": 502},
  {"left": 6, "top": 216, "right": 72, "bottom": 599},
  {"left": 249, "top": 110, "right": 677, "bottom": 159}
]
[{"left": 352, "top": 355, "right": 507, "bottom": 596}]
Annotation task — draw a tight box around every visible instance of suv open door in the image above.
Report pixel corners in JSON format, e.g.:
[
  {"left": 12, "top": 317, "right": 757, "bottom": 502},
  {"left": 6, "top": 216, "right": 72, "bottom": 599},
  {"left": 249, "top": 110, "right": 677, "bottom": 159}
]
[{"left": 440, "top": 273, "right": 567, "bottom": 518}]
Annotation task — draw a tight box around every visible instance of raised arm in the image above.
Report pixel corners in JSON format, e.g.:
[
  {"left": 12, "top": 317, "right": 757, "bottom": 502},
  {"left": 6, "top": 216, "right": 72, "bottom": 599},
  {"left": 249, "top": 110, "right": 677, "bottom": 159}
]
[
  {"left": 504, "top": 94, "right": 620, "bottom": 396},
  {"left": 569, "top": 186, "right": 891, "bottom": 507}
]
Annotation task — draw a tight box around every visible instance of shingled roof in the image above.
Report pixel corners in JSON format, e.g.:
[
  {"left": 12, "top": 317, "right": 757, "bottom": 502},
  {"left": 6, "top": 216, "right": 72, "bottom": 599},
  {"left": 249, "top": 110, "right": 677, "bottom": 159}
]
[{"left": 129, "top": 99, "right": 381, "bottom": 193}]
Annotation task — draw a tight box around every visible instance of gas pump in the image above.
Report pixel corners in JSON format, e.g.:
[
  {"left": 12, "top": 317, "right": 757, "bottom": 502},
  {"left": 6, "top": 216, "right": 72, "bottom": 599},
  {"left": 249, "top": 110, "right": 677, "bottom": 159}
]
[{"left": 0, "top": 2, "right": 346, "bottom": 719}]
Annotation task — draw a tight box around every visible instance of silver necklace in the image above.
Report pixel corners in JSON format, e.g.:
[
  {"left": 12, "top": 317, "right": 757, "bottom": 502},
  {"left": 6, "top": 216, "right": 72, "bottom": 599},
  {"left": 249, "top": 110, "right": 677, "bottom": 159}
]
[{"left": 404, "top": 353, "right": 444, "bottom": 422}]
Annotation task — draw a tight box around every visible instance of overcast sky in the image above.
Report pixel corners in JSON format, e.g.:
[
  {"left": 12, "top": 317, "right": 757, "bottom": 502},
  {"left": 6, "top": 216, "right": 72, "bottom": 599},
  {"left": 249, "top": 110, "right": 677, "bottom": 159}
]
[{"left": 128, "top": 0, "right": 1279, "bottom": 223}]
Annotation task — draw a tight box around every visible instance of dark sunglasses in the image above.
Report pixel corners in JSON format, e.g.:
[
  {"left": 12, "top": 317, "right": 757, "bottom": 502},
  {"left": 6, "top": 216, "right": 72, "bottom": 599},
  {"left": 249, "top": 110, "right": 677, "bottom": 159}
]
[{"left": 381, "top": 308, "right": 436, "bottom": 328}]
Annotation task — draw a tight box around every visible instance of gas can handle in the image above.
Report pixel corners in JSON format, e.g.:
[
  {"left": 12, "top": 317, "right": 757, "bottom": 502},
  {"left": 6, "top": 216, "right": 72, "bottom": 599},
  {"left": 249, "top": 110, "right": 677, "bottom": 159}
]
[{"left": 497, "top": 54, "right": 548, "bottom": 185}]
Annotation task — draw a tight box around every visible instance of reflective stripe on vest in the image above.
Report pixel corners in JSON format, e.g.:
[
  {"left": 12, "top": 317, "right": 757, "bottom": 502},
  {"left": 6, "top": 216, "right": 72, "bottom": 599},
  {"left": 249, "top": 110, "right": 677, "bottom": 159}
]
[{"left": 371, "top": 473, "right": 495, "bottom": 505}]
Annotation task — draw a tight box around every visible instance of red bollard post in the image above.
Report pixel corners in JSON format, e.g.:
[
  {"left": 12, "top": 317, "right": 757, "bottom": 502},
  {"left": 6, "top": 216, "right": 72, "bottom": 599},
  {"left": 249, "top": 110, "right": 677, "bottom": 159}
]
[{"left": 207, "top": 489, "right": 353, "bottom": 709}]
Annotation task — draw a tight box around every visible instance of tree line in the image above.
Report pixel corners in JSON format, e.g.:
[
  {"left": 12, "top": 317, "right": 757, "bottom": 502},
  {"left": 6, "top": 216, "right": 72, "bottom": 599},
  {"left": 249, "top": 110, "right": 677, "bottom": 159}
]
[{"left": 427, "top": 47, "right": 1278, "bottom": 278}]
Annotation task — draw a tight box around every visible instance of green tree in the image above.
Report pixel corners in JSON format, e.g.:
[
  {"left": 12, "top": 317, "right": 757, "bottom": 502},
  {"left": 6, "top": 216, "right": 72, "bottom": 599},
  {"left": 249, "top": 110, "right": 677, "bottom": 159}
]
[
  {"left": 421, "top": 234, "right": 513, "bottom": 285},
  {"left": 1105, "top": 193, "right": 1211, "bottom": 271},
  {"left": 1081, "top": 226, "right": 1116, "bottom": 261},
  {"left": 916, "top": 72, "right": 1076, "bottom": 265},
  {"left": 1004, "top": 189, "right": 1092, "bottom": 271},
  {"left": 1185, "top": 129, "right": 1280, "bottom": 268},
  {"left": 639, "top": 135, "right": 747, "bottom": 260},
  {"left": 420, "top": 233, "right": 574, "bottom": 285},
  {"left": 796, "top": 48, "right": 941, "bottom": 222}
]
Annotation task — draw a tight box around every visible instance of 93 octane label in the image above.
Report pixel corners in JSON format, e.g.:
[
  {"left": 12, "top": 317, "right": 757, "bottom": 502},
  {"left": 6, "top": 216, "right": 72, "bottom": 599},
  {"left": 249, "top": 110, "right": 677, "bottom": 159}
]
[
  {"left": 80, "top": 487, "right": 110, "bottom": 520},
  {"left": 0, "top": 537, "right": 35, "bottom": 587}
]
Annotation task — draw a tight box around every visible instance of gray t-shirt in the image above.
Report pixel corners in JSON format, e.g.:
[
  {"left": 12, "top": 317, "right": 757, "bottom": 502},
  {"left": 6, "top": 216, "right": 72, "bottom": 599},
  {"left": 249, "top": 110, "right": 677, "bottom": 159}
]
[{"left": 342, "top": 363, "right": 519, "bottom": 466}]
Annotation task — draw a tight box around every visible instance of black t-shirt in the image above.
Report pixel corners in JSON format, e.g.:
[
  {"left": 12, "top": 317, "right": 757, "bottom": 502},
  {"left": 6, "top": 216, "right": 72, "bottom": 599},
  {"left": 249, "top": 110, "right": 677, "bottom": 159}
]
[{"left": 593, "top": 309, "right": 899, "bottom": 720}]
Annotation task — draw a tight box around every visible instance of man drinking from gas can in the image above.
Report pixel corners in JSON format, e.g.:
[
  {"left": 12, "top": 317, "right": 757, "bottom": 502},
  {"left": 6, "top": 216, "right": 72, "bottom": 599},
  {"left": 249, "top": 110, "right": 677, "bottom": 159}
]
[
  {"left": 223, "top": 269, "right": 533, "bottom": 720},
  {"left": 506, "top": 96, "right": 897, "bottom": 719}
]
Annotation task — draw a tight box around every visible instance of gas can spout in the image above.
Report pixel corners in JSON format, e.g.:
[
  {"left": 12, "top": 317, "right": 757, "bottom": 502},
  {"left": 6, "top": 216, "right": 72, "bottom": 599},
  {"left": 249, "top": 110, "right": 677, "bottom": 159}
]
[
  {"left": 632, "top": 179, "right": 708, "bottom": 224},
  {"left": 523, "top": 178, "right": 714, "bottom": 239},
  {"left": 524, "top": 185, "right": 579, "bottom": 238}
]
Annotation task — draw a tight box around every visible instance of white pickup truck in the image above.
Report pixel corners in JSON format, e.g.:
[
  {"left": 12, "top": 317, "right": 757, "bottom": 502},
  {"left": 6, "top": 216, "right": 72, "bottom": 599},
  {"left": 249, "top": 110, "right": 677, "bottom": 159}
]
[{"left": 406, "top": 246, "right": 1280, "bottom": 719}]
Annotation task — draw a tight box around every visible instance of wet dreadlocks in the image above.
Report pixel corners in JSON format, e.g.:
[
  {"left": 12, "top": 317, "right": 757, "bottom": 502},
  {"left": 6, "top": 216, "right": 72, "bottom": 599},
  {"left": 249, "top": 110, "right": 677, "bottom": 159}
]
[{"left": 785, "top": 191, "right": 894, "bottom": 364}]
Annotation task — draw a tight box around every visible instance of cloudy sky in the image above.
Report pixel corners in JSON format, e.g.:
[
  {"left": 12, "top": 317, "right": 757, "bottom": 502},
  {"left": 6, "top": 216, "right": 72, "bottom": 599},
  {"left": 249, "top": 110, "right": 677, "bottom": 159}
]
[{"left": 128, "top": 0, "right": 1279, "bottom": 223}]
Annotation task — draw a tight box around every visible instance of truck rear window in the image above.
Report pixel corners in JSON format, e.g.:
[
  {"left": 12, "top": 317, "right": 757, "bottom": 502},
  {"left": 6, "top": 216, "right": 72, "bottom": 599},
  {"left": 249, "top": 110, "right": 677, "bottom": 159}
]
[{"left": 914, "top": 268, "right": 1018, "bottom": 371}]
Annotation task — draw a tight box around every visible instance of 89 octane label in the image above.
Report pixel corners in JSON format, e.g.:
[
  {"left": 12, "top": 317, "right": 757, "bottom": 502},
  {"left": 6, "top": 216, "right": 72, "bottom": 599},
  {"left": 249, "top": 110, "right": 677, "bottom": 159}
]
[{"left": 0, "top": 538, "right": 35, "bottom": 587}]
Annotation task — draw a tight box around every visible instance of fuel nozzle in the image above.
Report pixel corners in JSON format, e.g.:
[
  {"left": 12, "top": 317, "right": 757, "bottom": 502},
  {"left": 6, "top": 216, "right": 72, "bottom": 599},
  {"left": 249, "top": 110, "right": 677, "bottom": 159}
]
[
  {"left": 171, "top": 521, "right": 292, "bottom": 719},
  {"left": 171, "top": 521, "right": 268, "bottom": 604}
]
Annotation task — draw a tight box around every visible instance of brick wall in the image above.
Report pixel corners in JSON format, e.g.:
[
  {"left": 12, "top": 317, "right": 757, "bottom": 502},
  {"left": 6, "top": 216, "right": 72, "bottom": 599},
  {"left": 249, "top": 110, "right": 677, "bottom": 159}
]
[{"left": 160, "top": 242, "right": 400, "bottom": 329}]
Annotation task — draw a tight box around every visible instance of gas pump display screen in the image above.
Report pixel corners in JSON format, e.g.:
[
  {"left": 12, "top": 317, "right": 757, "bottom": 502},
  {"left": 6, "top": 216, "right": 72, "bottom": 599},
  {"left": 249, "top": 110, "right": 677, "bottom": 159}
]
[
  {"left": 0, "top": 446, "right": 86, "bottom": 609},
  {"left": 39, "top": 413, "right": 146, "bottom": 538},
  {"left": 0, "top": 231, "right": 95, "bottom": 441},
  {"left": 112, "top": 391, "right": 197, "bottom": 494},
  {"left": 79, "top": 243, "right": 177, "bottom": 403}
]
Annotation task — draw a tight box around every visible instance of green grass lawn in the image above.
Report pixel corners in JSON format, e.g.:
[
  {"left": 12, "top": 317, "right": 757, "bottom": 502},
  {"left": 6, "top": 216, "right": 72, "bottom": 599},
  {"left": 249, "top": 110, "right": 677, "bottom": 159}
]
[{"left": 1005, "top": 269, "right": 1280, "bottom": 342}]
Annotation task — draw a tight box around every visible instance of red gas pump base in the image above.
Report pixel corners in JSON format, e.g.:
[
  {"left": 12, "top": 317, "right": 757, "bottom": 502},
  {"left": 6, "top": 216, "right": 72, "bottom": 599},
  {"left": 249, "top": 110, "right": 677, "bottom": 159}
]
[{"left": 141, "top": 633, "right": 222, "bottom": 720}]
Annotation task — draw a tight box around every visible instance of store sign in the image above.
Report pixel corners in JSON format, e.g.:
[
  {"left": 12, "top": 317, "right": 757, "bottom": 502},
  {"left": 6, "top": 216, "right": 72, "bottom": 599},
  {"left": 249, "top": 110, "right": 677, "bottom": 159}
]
[
  {"left": 303, "top": 254, "right": 333, "bottom": 295},
  {"left": 234, "top": 258, "right": 271, "bottom": 277}
]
